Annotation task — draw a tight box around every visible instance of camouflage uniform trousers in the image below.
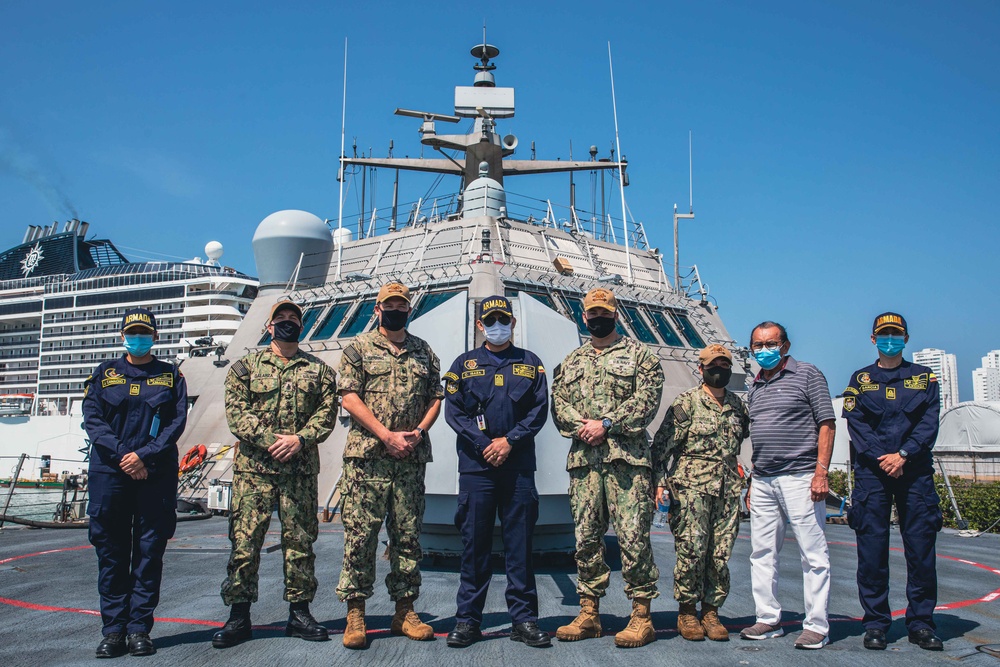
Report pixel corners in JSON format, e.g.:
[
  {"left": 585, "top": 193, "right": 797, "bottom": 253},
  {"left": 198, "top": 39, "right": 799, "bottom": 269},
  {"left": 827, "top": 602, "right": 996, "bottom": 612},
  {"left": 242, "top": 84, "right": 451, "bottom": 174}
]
[
  {"left": 221, "top": 470, "right": 319, "bottom": 605},
  {"left": 568, "top": 460, "right": 659, "bottom": 599},
  {"left": 336, "top": 457, "right": 426, "bottom": 602},
  {"left": 669, "top": 486, "right": 741, "bottom": 606}
]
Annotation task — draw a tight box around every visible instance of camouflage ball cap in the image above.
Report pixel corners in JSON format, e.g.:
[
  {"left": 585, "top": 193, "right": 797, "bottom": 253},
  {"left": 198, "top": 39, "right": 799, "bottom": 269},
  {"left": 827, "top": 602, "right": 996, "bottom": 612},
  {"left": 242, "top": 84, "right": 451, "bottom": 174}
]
[
  {"left": 377, "top": 282, "right": 411, "bottom": 304},
  {"left": 120, "top": 308, "right": 156, "bottom": 332},
  {"left": 698, "top": 344, "right": 732, "bottom": 365},
  {"left": 583, "top": 287, "right": 617, "bottom": 313}
]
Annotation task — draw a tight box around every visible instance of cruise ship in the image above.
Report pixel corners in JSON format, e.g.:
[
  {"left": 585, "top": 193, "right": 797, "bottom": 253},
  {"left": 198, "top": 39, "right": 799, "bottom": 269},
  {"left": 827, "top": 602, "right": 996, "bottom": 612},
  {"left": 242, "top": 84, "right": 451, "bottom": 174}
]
[{"left": 0, "top": 220, "right": 258, "bottom": 480}]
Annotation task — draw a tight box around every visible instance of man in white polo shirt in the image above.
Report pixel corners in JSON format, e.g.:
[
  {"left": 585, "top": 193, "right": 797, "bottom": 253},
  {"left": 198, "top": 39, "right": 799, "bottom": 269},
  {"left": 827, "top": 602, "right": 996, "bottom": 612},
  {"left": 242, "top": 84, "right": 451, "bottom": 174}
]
[{"left": 742, "top": 321, "right": 835, "bottom": 650}]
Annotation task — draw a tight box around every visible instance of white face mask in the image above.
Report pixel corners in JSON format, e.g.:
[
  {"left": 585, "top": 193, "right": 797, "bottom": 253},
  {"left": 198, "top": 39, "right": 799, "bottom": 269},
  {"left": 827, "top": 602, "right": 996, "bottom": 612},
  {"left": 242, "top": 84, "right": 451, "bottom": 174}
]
[{"left": 483, "top": 322, "right": 512, "bottom": 345}]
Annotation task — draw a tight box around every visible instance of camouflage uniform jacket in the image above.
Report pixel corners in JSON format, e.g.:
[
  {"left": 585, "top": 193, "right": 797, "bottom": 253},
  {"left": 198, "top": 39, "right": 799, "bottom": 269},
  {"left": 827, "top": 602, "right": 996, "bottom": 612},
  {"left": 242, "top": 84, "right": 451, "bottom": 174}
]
[
  {"left": 654, "top": 385, "right": 749, "bottom": 496},
  {"left": 225, "top": 348, "right": 337, "bottom": 475},
  {"left": 551, "top": 335, "right": 665, "bottom": 477},
  {"left": 337, "top": 329, "right": 444, "bottom": 463}
]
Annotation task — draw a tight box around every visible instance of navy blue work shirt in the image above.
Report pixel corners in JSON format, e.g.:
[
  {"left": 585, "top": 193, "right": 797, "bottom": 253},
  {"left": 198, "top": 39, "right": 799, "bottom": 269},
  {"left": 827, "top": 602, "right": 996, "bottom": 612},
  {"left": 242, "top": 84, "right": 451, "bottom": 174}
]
[
  {"left": 444, "top": 344, "right": 548, "bottom": 472},
  {"left": 841, "top": 360, "right": 940, "bottom": 470},
  {"left": 83, "top": 355, "right": 188, "bottom": 477}
]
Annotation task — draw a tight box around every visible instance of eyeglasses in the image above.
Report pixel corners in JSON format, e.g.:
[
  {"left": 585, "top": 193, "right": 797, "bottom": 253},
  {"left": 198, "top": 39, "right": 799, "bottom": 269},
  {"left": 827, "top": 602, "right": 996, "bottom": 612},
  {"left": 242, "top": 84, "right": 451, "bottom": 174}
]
[
  {"left": 750, "top": 341, "right": 783, "bottom": 352},
  {"left": 482, "top": 314, "right": 511, "bottom": 326}
]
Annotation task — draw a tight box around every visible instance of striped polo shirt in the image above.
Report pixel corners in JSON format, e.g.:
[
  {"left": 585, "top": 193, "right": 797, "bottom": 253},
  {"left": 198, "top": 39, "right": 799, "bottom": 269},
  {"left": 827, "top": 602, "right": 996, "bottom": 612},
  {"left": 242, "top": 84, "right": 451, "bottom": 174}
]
[{"left": 747, "top": 356, "right": 836, "bottom": 477}]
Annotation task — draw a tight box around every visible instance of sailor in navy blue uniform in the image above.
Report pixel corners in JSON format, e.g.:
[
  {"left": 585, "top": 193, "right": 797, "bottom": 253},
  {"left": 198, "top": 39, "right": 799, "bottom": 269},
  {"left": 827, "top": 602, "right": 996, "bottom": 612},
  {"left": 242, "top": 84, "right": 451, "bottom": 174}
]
[
  {"left": 842, "top": 312, "right": 943, "bottom": 652},
  {"left": 443, "top": 296, "right": 550, "bottom": 648},
  {"left": 83, "top": 308, "right": 188, "bottom": 658}
]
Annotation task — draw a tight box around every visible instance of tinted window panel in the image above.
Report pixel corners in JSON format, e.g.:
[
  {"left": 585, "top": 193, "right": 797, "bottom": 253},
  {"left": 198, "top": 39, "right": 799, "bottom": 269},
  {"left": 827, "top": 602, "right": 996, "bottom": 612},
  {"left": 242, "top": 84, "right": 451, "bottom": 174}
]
[
  {"left": 310, "top": 303, "right": 351, "bottom": 341},
  {"left": 340, "top": 299, "right": 377, "bottom": 338},
  {"left": 649, "top": 310, "right": 685, "bottom": 347},
  {"left": 621, "top": 305, "right": 658, "bottom": 345},
  {"left": 672, "top": 312, "right": 705, "bottom": 348}
]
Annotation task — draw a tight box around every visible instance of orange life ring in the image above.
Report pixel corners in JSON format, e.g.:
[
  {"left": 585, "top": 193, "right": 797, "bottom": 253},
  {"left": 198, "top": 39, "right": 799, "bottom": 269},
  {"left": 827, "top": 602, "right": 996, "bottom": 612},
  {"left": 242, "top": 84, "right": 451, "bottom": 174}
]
[{"left": 179, "top": 444, "right": 207, "bottom": 473}]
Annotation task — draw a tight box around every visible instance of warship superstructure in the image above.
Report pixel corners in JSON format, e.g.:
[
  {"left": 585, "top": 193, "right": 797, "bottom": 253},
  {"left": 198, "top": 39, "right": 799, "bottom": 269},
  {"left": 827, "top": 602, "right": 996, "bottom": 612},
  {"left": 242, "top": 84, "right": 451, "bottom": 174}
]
[{"left": 178, "top": 42, "right": 747, "bottom": 553}]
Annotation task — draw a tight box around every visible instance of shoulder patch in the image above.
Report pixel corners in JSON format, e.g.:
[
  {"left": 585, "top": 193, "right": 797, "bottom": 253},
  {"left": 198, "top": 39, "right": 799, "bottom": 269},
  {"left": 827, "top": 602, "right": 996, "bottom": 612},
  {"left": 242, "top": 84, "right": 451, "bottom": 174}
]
[
  {"left": 231, "top": 360, "right": 250, "bottom": 380},
  {"left": 844, "top": 396, "right": 856, "bottom": 412},
  {"left": 443, "top": 371, "right": 459, "bottom": 382},
  {"left": 671, "top": 404, "right": 690, "bottom": 423},
  {"left": 343, "top": 344, "right": 362, "bottom": 365},
  {"left": 843, "top": 386, "right": 859, "bottom": 395}
]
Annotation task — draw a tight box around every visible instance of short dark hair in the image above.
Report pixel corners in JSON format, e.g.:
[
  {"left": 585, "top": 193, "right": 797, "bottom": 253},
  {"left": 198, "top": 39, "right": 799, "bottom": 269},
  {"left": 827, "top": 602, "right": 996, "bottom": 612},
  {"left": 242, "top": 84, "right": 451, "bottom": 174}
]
[{"left": 751, "top": 321, "right": 788, "bottom": 344}]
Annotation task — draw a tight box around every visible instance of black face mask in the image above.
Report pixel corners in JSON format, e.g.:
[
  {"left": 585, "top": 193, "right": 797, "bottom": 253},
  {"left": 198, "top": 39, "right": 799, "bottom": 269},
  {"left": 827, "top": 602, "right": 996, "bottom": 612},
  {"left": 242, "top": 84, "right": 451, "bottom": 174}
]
[
  {"left": 272, "top": 320, "right": 302, "bottom": 343},
  {"left": 703, "top": 366, "right": 732, "bottom": 389},
  {"left": 586, "top": 316, "right": 617, "bottom": 338},
  {"left": 380, "top": 309, "right": 409, "bottom": 332}
]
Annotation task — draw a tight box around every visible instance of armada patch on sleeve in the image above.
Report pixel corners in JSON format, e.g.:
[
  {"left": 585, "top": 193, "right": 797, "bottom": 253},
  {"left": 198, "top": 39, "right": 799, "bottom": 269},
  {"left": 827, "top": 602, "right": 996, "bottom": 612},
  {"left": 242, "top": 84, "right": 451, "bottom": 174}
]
[{"left": 443, "top": 371, "right": 459, "bottom": 382}]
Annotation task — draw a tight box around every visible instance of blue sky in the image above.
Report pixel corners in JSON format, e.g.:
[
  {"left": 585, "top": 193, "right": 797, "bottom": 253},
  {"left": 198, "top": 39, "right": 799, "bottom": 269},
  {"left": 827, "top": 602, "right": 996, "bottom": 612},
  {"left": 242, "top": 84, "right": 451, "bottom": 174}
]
[{"left": 2, "top": 1, "right": 997, "bottom": 400}]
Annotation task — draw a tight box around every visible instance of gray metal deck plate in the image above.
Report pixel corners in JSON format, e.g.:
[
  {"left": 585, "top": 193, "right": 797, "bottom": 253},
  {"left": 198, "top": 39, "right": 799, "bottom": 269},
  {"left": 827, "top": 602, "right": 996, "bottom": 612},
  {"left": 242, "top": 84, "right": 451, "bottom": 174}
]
[{"left": 1, "top": 518, "right": 998, "bottom": 666}]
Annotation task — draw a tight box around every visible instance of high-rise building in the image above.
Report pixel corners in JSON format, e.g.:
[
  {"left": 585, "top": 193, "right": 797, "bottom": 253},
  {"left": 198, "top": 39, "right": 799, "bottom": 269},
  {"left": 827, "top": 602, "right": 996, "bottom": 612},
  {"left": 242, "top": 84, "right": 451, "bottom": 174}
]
[
  {"left": 912, "top": 348, "right": 960, "bottom": 411},
  {"left": 972, "top": 350, "right": 1000, "bottom": 402}
]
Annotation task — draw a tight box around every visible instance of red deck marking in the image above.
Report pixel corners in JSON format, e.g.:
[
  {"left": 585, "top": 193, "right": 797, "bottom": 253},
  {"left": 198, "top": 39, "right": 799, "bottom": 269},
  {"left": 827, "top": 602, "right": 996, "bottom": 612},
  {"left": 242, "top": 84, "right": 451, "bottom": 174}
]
[{"left": 1, "top": 539, "right": 997, "bottom": 630}]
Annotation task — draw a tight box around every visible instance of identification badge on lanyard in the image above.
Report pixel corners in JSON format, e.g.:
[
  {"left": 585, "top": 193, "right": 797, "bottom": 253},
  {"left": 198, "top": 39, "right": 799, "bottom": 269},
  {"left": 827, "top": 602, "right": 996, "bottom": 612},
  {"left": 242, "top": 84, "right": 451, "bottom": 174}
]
[{"left": 476, "top": 414, "right": 487, "bottom": 431}]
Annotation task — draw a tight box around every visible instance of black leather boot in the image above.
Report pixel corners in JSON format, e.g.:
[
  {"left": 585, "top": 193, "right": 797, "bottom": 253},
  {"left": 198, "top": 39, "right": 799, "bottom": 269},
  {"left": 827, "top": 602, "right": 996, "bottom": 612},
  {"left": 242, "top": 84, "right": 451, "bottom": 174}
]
[
  {"left": 212, "top": 602, "right": 253, "bottom": 648},
  {"left": 95, "top": 632, "right": 127, "bottom": 658},
  {"left": 511, "top": 621, "right": 551, "bottom": 647},
  {"left": 286, "top": 601, "right": 330, "bottom": 641},
  {"left": 126, "top": 632, "right": 155, "bottom": 656}
]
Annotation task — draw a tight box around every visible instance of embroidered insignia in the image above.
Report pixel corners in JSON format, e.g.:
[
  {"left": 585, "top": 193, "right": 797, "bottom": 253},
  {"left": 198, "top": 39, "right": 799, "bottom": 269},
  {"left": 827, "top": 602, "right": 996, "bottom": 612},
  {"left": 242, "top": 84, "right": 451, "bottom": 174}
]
[
  {"left": 929, "top": 373, "right": 938, "bottom": 383},
  {"left": 494, "top": 374, "right": 504, "bottom": 386},
  {"left": 343, "top": 344, "right": 362, "bottom": 365},
  {"left": 443, "top": 371, "right": 459, "bottom": 382},
  {"left": 904, "top": 373, "right": 928, "bottom": 390},
  {"left": 464, "top": 359, "right": 478, "bottom": 370},
  {"left": 886, "top": 387, "right": 896, "bottom": 400},
  {"left": 538, "top": 365, "right": 545, "bottom": 373},
  {"left": 230, "top": 360, "right": 250, "bottom": 382},
  {"left": 857, "top": 372, "right": 871, "bottom": 384},
  {"left": 843, "top": 386, "right": 859, "bottom": 395},
  {"left": 446, "top": 382, "right": 458, "bottom": 394},
  {"left": 462, "top": 369, "right": 486, "bottom": 378},
  {"left": 860, "top": 383, "right": 880, "bottom": 392},
  {"left": 102, "top": 368, "right": 126, "bottom": 388},
  {"left": 844, "top": 396, "right": 856, "bottom": 411},
  {"left": 512, "top": 364, "right": 536, "bottom": 379},
  {"left": 147, "top": 373, "right": 174, "bottom": 388},
  {"left": 129, "top": 384, "right": 140, "bottom": 396}
]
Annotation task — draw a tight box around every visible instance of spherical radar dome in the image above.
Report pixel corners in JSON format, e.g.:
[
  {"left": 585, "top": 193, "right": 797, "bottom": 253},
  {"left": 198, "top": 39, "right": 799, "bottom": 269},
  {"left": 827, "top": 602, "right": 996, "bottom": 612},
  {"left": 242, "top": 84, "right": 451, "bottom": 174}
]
[
  {"left": 252, "top": 210, "right": 334, "bottom": 286},
  {"left": 204, "top": 241, "right": 224, "bottom": 261}
]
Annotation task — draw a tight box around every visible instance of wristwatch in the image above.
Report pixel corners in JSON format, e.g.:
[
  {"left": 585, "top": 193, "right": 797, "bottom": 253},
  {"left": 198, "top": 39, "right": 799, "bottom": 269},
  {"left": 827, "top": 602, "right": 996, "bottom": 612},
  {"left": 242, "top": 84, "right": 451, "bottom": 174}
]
[
  {"left": 601, "top": 417, "right": 613, "bottom": 431},
  {"left": 416, "top": 427, "right": 426, "bottom": 439},
  {"left": 898, "top": 448, "right": 908, "bottom": 460}
]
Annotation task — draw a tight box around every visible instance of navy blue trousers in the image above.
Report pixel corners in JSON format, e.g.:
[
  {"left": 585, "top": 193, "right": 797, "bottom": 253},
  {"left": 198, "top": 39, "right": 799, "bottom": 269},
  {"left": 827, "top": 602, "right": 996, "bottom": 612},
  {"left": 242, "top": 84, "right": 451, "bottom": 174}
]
[
  {"left": 454, "top": 469, "right": 539, "bottom": 626},
  {"left": 848, "top": 464, "right": 942, "bottom": 633},
  {"left": 88, "top": 472, "right": 177, "bottom": 635}
]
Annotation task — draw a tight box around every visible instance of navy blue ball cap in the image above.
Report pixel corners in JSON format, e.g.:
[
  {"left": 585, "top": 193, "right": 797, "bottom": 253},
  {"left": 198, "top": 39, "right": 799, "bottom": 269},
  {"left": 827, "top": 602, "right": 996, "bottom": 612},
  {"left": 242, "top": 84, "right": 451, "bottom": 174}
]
[
  {"left": 478, "top": 296, "right": 512, "bottom": 320},
  {"left": 121, "top": 308, "right": 156, "bottom": 332},
  {"left": 872, "top": 312, "right": 907, "bottom": 335}
]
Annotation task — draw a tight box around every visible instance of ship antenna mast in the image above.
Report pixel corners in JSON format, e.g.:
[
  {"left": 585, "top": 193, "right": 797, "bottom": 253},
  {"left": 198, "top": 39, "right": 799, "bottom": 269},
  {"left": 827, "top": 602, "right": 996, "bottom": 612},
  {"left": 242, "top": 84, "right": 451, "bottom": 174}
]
[
  {"left": 336, "top": 37, "right": 348, "bottom": 280},
  {"left": 608, "top": 42, "right": 632, "bottom": 284},
  {"left": 689, "top": 130, "right": 694, "bottom": 213}
]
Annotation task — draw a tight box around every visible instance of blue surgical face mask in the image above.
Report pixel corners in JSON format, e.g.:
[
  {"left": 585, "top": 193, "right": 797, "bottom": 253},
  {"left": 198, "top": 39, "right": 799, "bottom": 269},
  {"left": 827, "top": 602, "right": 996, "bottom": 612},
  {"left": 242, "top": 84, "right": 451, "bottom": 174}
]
[
  {"left": 754, "top": 347, "right": 783, "bottom": 370},
  {"left": 123, "top": 334, "right": 154, "bottom": 357},
  {"left": 483, "top": 322, "right": 512, "bottom": 345},
  {"left": 875, "top": 334, "right": 905, "bottom": 357}
]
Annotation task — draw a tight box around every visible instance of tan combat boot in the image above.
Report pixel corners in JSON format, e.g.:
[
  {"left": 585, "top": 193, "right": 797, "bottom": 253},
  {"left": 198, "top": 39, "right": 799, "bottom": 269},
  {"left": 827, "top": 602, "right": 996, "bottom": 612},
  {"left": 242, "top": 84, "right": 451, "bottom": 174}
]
[
  {"left": 343, "top": 599, "right": 367, "bottom": 649},
  {"left": 700, "top": 603, "right": 729, "bottom": 641},
  {"left": 614, "top": 598, "right": 656, "bottom": 648},
  {"left": 555, "top": 595, "right": 602, "bottom": 641},
  {"left": 676, "top": 602, "right": 705, "bottom": 641},
  {"left": 390, "top": 597, "right": 434, "bottom": 641}
]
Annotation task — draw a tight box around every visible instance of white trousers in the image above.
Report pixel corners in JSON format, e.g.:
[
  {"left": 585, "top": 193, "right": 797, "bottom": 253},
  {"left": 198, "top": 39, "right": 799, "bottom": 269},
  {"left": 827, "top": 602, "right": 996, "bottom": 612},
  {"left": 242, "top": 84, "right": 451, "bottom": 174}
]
[{"left": 749, "top": 472, "right": 830, "bottom": 635}]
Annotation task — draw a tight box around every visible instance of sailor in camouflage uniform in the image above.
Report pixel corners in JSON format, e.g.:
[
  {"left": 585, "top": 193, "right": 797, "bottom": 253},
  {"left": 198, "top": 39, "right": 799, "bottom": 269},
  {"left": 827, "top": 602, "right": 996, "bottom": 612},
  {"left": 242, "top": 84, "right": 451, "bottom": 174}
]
[
  {"left": 212, "top": 300, "right": 337, "bottom": 649},
  {"left": 336, "top": 282, "right": 444, "bottom": 649},
  {"left": 551, "top": 287, "right": 665, "bottom": 648},
  {"left": 654, "top": 344, "right": 749, "bottom": 642}
]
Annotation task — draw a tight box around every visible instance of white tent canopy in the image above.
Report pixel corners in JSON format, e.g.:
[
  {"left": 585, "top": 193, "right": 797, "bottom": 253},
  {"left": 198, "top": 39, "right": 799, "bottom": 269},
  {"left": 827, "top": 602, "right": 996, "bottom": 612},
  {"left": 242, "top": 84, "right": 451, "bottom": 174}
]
[{"left": 936, "top": 402, "right": 1000, "bottom": 454}]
